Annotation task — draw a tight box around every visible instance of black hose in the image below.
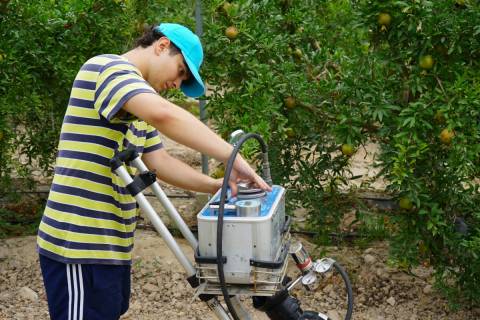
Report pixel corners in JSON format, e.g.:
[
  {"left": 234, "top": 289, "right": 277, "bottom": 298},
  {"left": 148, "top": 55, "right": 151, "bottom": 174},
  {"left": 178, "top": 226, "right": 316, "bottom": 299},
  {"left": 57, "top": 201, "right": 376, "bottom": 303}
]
[
  {"left": 217, "top": 133, "right": 268, "bottom": 320},
  {"left": 333, "top": 262, "right": 354, "bottom": 320},
  {"left": 216, "top": 133, "right": 353, "bottom": 320}
]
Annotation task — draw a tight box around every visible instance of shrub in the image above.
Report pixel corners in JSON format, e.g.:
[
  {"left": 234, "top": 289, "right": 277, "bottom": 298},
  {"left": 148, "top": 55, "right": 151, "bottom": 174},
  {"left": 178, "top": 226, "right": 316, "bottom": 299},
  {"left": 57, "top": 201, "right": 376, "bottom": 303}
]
[
  {"left": 352, "top": 0, "right": 480, "bottom": 307},
  {"left": 201, "top": 0, "right": 360, "bottom": 240}
]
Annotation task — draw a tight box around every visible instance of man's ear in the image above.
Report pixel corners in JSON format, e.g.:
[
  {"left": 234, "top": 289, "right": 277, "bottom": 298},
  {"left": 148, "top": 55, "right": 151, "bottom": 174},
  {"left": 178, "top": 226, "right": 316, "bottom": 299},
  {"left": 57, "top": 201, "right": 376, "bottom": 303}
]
[{"left": 154, "top": 37, "right": 171, "bottom": 55}]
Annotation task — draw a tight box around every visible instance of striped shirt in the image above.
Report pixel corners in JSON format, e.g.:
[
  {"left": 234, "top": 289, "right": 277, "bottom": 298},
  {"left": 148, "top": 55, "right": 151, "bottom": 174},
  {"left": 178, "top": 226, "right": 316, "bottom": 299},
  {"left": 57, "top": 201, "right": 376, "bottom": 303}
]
[{"left": 37, "top": 54, "right": 163, "bottom": 265}]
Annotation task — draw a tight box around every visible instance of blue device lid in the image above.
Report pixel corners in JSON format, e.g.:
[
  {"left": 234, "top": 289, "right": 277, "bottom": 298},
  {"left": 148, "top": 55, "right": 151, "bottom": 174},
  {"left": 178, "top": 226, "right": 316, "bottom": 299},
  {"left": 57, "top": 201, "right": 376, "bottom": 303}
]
[{"left": 200, "top": 185, "right": 283, "bottom": 217}]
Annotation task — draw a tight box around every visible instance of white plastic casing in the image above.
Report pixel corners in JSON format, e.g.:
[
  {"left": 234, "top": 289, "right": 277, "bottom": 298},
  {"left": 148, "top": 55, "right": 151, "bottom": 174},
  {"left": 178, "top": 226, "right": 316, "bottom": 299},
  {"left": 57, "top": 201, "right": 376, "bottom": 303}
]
[{"left": 197, "top": 186, "right": 286, "bottom": 284}]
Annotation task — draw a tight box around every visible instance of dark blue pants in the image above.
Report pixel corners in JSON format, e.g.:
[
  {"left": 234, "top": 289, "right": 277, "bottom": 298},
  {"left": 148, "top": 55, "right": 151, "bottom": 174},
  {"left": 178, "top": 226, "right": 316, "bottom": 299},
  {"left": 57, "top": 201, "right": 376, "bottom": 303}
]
[{"left": 39, "top": 254, "right": 131, "bottom": 320}]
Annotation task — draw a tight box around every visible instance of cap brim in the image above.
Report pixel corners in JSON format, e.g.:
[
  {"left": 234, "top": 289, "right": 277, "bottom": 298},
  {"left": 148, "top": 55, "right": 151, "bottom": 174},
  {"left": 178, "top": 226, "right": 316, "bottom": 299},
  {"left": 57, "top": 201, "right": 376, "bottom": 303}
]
[{"left": 181, "top": 54, "right": 205, "bottom": 98}]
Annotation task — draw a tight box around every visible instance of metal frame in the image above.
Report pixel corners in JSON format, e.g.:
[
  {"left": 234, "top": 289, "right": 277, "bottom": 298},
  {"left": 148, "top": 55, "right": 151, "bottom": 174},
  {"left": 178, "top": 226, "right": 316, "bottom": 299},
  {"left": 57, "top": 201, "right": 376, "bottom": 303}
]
[
  {"left": 113, "top": 155, "right": 253, "bottom": 320},
  {"left": 195, "top": 232, "right": 291, "bottom": 297}
]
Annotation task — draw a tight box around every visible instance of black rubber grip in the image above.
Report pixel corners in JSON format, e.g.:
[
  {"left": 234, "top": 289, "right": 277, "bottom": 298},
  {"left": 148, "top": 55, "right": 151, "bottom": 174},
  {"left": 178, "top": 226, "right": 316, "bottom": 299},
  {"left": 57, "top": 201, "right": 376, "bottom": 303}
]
[
  {"left": 186, "top": 274, "right": 200, "bottom": 288},
  {"left": 110, "top": 148, "right": 139, "bottom": 170},
  {"left": 126, "top": 171, "right": 157, "bottom": 196},
  {"left": 199, "top": 294, "right": 217, "bottom": 302}
]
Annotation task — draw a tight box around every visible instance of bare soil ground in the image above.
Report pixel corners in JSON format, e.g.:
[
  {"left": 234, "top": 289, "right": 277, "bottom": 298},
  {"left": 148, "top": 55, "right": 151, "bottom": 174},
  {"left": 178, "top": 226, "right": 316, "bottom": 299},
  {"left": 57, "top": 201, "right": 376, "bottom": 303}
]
[
  {"left": 0, "top": 136, "right": 478, "bottom": 319},
  {"left": 0, "top": 231, "right": 477, "bottom": 320}
]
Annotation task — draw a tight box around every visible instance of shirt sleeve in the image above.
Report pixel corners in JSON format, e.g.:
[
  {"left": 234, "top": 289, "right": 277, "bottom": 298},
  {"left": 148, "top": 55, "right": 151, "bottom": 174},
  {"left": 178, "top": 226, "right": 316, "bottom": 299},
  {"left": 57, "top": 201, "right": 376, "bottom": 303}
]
[
  {"left": 94, "top": 61, "right": 156, "bottom": 123},
  {"left": 143, "top": 125, "right": 163, "bottom": 153}
]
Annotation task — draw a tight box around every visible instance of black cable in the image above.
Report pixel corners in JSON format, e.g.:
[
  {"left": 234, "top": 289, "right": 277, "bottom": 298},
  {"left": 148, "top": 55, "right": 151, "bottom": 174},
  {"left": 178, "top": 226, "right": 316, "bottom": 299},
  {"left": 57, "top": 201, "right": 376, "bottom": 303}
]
[
  {"left": 217, "top": 133, "right": 268, "bottom": 320},
  {"left": 216, "top": 133, "right": 353, "bottom": 320},
  {"left": 333, "top": 262, "right": 354, "bottom": 320}
]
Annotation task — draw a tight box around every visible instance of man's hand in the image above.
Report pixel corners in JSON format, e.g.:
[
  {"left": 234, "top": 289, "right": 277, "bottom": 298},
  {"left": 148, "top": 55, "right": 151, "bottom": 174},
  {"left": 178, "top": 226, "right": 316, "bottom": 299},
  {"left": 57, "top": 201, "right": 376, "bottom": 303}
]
[
  {"left": 209, "top": 155, "right": 272, "bottom": 197},
  {"left": 229, "top": 156, "right": 272, "bottom": 196}
]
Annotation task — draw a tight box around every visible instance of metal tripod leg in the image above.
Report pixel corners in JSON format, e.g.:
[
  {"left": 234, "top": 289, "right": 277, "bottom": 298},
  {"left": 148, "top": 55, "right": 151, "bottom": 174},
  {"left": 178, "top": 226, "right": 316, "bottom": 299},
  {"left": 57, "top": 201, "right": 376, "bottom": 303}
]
[
  {"left": 129, "top": 157, "right": 253, "bottom": 320},
  {"left": 114, "top": 159, "right": 252, "bottom": 319},
  {"left": 131, "top": 157, "right": 198, "bottom": 249},
  {"left": 114, "top": 164, "right": 231, "bottom": 319}
]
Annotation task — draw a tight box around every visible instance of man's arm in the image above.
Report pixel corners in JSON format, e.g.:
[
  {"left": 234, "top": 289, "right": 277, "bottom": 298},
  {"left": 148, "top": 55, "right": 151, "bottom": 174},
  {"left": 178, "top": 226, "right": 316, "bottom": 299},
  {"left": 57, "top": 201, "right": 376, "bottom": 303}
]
[
  {"left": 124, "top": 93, "right": 271, "bottom": 194},
  {"left": 142, "top": 148, "right": 221, "bottom": 194},
  {"left": 124, "top": 93, "right": 232, "bottom": 162}
]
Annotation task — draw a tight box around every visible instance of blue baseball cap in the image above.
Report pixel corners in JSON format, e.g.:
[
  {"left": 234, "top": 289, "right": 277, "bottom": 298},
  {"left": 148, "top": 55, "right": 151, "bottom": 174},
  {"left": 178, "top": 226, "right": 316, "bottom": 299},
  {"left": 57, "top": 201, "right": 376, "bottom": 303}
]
[{"left": 156, "top": 23, "right": 205, "bottom": 98}]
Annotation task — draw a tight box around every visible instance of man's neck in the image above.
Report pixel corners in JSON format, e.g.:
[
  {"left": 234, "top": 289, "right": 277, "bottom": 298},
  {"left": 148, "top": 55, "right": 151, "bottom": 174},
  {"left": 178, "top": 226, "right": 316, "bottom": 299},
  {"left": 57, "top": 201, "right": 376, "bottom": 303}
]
[{"left": 122, "top": 48, "right": 149, "bottom": 79}]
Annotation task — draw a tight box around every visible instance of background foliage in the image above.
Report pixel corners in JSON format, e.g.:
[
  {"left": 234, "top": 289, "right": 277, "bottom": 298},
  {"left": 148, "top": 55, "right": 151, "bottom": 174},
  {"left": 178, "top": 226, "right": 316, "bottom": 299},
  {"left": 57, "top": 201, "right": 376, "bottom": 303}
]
[
  {"left": 0, "top": 0, "right": 194, "bottom": 194},
  {"left": 0, "top": 0, "right": 479, "bottom": 308},
  {"left": 353, "top": 0, "right": 480, "bottom": 307}
]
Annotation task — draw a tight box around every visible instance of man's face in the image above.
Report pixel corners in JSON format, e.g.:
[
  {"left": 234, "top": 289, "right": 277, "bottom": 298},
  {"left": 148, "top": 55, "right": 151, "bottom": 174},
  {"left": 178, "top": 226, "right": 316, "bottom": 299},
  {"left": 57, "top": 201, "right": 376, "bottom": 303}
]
[{"left": 149, "top": 38, "right": 191, "bottom": 93}]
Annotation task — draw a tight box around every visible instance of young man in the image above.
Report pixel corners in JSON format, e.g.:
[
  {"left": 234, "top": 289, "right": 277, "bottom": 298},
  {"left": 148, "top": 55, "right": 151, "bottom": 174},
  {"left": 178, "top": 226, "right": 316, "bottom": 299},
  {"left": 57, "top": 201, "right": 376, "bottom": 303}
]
[{"left": 37, "top": 23, "right": 271, "bottom": 320}]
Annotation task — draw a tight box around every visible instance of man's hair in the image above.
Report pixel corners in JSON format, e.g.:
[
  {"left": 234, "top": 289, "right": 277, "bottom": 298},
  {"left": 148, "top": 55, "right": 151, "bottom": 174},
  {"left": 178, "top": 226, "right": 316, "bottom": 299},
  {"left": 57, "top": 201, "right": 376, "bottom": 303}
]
[{"left": 134, "top": 24, "right": 181, "bottom": 56}]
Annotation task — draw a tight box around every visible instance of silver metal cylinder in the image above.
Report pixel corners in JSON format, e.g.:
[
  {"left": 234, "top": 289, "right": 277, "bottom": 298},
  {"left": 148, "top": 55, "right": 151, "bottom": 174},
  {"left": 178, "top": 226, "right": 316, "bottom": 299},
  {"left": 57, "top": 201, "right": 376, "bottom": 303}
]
[
  {"left": 236, "top": 199, "right": 261, "bottom": 217},
  {"left": 289, "top": 241, "right": 313, "bottom": 274}
]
